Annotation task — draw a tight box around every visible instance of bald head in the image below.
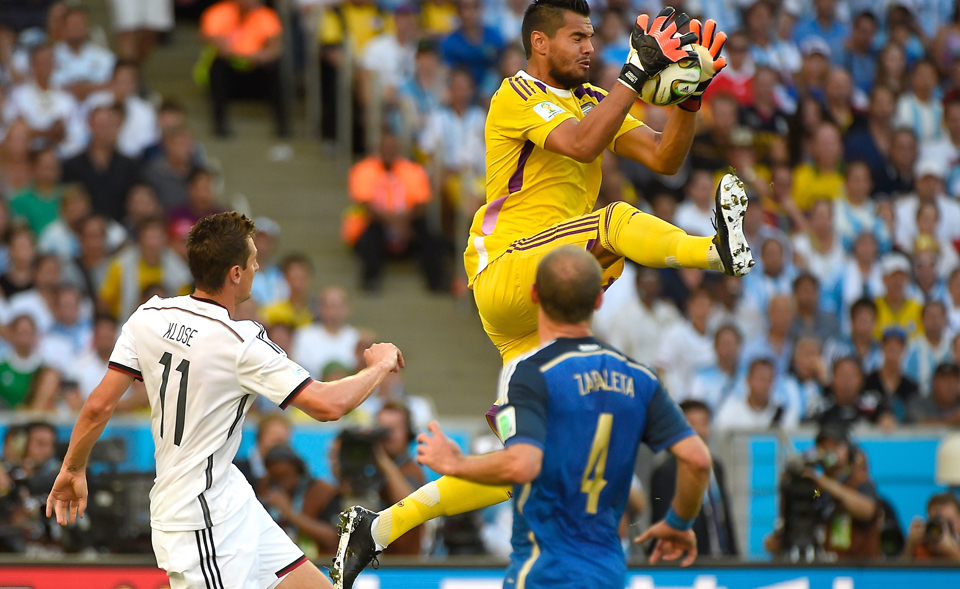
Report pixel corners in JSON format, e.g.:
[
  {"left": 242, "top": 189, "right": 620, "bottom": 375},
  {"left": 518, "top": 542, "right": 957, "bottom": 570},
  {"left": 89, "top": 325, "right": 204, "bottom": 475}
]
[{"left": 535, "top": 245, "right": 603, "bottom": 324}]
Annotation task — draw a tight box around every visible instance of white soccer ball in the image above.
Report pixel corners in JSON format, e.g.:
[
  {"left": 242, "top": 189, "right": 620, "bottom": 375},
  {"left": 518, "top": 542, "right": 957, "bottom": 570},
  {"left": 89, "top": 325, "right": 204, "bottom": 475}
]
[{"left": 639, "top": 50, "right": 702, "bottom": 107}]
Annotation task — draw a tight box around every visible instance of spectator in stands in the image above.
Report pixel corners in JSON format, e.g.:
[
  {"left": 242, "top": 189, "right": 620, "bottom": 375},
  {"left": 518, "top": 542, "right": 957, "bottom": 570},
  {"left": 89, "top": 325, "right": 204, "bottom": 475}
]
[
  {"left": 741, "top": 66, "right": 790, "bottom": 159},
  {"left": 0, "top": 227, "right": 36, "bottom": 299},
  {"left": 200, "top": 0, "right": 287, "bottom": 137},
  {"left": 651, "top": 399, "right": 738, "bottom": 558},
  {"left": 266, "top": 322, "right": 293, "bottom": 355},
  {"left": 770, "top": 425, "right": 882, "bottom": 560},
  {"left": 905, "top": 492, "right": 960, "bottom": 563},
  {"left": 39, "top": 285, "right": 91, "bottom": 376},
  {"left": 689, "top": 325, "right": 745, "bottom": 411},
  {"left": 0, "top": 120, "right": 36, "bottom": 196},
  {"left": 292, "top": 286, "right": 361, "bottom": 379},
  {"left": 923, "top": 98, "right": 960, "bottom": 197},
  {"left": 715, "top": 357, "right": 799, "bottom": 431},
  {"left": 167, "top": 168, "right": 224, "bottom": 237},
  {"left": 398, "top": 39, "right": 447, "bottom": 142},
  {"left": 349, "top": 129, "right": 446, "bottom": 292},
  {"left": 261, "top": 444, "right": 340, "bottom": 555},
  {"left": 904, "top": 301, "right": 954, "bottom": 397},
  {"left": 21, "top": 421, "right": 60, "bottom": 488},
  {"left": 912, "top": 234, "right": 957, "bottom": 299},
  {"left": 38, "top": 186, "right": 124, "bottom": 260},
  {"left": 81, "top": 60, "right": 158, "bottom": 159},
  {"left": 0, "top": 315, "right": 59, "bottom": 410},
  {"left": 488, "top": 0, "right": 526, "bottom": 45},
  {"left": 818, "top": 356, "right": 896, "bottom": 430},
  {"left": 674, "top": 169, "right": 715, "bottom": 238},
  {"left": 372, "top": 402, "right": 425, "bottom": 553},
  {"left": 885, "top": 127, "right": 919, "bottom": 197},
  {"left": 825, "top": 298, "right": 884, "bottom": 375},
  {"left": 838, "top": 232, "right": 884, "bottom": 327},
  {"left": 834, "top": 161, "right": 891, "bottom": 253},
  {"left": 823, "top": 67, "right": 862, "bottom": 134},
  {"left": 440, "top": 0, "right": 504, "bottom": 85},
  {"left": 6, "top": 254, "right": 61, "bottom": 336},
  {"left": 64, "top": 313, "right": 146, "bottom": 412},
  {"left": 99, "top": 216, "right": 191, "bottom": 322},
  {"left": 746, "top": 0, "right": 800, "bottom": 79},
  {"left": 52, "top": 7, "right": 116, "bottom": 101},
  {"left": 595, "top": 266, "right": 681, "bottom": 367},
  {"left": 842, "top": 11, "right": 878, "bottom": 93},
  {"left": 791, "top": 200, "right": 846, "bottom": 287},
  {"left": 790, "top": 273, "right": 840, "bottom": 344},
  {"left": 707, "top": 274, "right": 765, "bottom": 337},
  {"left": 235, "top": 414, "right": 291, "bottom": 486},
  {"left": 262, "top": 254, "right": 314, "bottom": 328},
  {"left": 359, "top": 3, "right": 419, "bottom": 109},
  {"left": 704, "top": 31, "right": 753, "bottom": 106},
  {"left": 875, "top": 253, "right": 924, "bottom": 339},
  {"left": 122, "top": 183, "right": 163, "bottom": 235},
  {"left": 863, "top": 327, "right": 918, "bottom": 423},
  {"left": 779, "top": 336, "right": 828, "bottom": 419},
  {"left": 656, "top": 288, "right": 715, "bottom": 399},
  {"left": 792, "top": 122, "right": 845, "bottom": 211},
  {"left": 420, "top": 67, "right": 486, "bottom": 242},
  {"left": 895, "top": 58, "right": 943, "bottom": 144},
  {"left": 896, "top": 157, "right": 960, "bottom": 252},
  {"left": 4, "top": 44, "right": 79, "bottom": 152},
  {"left": 844, "top": 87, "right": 897, "bottom": 196},
  {"left": 743, "top": 238, "right": 798, "bottom": 314},
  {"left": 249, "top": 217, "right": 288, "bottom": 307},
  {"left": 792, "top": 0, "right": 849, "bottom": 64},
  {"left": 62, "top": 103, "right": 141, "bottom": 223},
  {"left": 109, "top": 0, "right": 174, "bottom": 66},
  {"left": 905, "top": 362, "right": 960, "bottom": 425},
  {"left": 743, "top": 295, "right": 796, "bottom": 376},
  {"left": 10, "top": 147, "right": 62, "bottom": 236},
  {"left": 60, "top": 215, "right": 111, "bottom": 302},
  {"left": 790, "top": 38, "right": 831, "bottom": 104}
]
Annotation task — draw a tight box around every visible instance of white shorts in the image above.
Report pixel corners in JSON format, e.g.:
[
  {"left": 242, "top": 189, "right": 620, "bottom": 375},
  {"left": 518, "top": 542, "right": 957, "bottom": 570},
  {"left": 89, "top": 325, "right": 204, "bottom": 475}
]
[
  {"left": 110, "top": 0, "right": 174, "bottom": 32},
  {"left": 152, "top": 496, "right": 307, "bottom": 589}
]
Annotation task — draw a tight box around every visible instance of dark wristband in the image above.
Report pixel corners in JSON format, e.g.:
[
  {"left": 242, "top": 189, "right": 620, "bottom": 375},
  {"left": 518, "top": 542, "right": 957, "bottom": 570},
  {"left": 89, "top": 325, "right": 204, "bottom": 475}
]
[
  {"left": 678, "top": 95, "right": 701, "bottom": 112},
  {"left": 665, "top": 507, "right": 695, "bottom": 531},
  {"left": 618, "top": 64, "right": 649, "bottom": 93}
]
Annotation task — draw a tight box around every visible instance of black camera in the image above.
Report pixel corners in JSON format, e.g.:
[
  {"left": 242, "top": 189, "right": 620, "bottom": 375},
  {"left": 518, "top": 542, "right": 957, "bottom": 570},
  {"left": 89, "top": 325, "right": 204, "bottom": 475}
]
[
  {"left": 924, "top": 516, "right": 955, "bottom": 546},
  {"left": 777, "top": 451, "right": 838, "bottom": 562},
  {"left": 338, "top": 427, "right": 389, "bottom": 497}
]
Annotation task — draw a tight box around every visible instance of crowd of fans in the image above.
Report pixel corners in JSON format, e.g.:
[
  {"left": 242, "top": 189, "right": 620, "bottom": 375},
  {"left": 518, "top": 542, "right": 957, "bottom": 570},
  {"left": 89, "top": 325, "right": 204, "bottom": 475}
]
[{"left": 0, "top": 0, "right": 956, "bottom": 565}]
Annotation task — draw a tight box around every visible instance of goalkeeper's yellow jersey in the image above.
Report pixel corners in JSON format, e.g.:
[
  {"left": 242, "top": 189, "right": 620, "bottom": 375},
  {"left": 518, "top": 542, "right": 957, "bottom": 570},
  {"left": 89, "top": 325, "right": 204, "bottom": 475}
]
[{"left": 464, "top": 70, "right": 644, "bottom": 286}]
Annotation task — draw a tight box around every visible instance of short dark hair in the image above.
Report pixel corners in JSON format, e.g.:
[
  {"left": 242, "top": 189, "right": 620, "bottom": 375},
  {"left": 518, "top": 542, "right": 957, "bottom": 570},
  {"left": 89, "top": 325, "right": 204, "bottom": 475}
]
[
  {"left": 793, "top": 272, "right": 819, "bottom": 292},
  {"left": 832, "top": 355, "right": 862, "bottom": 375},
  {"left": 715, "top": 324, "right": 742, "bottom": 345},
  {"left": 521, "top": 0, "right": 590, "bottom": 58},
  {"left": 25, "top": 420, "right": 56, "bottom": 440},
  {"left": 679, "top": 399, "right": 712, "bottom": 418},
  {"left": 186, "top": 212, "right": 257, "bottom": 294},
  {"left": 187, "top": 167, "right": 212, "bottom": 186},
  {"left": 928, "top": 491, "right": 960, "bottom": 513},
  {"left": 281, "top": 252, "right": 313, "bottom": 274},
  {"left": 113, "top": 59, "right": 139, "bottom": 76},
  {"left": 748, "top": 357, "right": 775, "bottom": 375},
  {"left": 535, "top": 245, "right": 602, "bottom": 324},
  {"left": 850, "top": 297, "right": 877, "bottom": 320},
  {"left": 94, "top": 312, "right": 117, "bottom": 328}
]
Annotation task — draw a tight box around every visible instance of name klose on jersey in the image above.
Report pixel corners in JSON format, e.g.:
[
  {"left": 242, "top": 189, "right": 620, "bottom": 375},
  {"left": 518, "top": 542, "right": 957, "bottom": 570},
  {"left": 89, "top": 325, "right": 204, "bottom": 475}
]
[
  {"left": 573, "top": 369, "right": 635, "bottom": 398},
  {"left": 162, "top": 321, "right": 199, "bottom": 347}
]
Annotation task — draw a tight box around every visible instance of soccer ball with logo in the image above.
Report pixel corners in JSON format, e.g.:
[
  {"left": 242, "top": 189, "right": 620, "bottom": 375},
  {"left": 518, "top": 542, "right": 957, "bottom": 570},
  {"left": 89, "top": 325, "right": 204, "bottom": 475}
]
[{"left": 639, "top": 48, "right": 702, "bottom": 107}]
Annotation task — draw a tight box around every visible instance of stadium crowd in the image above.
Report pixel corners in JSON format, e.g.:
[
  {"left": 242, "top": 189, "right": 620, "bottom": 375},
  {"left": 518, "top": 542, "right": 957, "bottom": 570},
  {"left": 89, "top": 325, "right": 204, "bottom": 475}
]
[{"left": 0, "top": 0, "right": 957, "bottom": 567}]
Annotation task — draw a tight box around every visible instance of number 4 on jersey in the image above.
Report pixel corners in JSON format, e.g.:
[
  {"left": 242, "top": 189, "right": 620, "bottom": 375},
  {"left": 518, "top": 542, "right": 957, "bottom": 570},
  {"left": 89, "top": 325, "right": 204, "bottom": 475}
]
[
  {"left": 581, "top": 413, "right": 613, "bottom": 514},
  {"left": 159, "top": 352, "right": 191, "bottom": 446}
]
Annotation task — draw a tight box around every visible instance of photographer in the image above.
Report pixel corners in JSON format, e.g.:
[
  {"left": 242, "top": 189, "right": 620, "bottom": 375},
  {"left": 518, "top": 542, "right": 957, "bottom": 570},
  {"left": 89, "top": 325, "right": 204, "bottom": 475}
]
[
  {"left": 905, "top": 493, "right": 960, "bottom": 562},
  {"left": 768, "top": 426, "right": 881, "bottom": 560}
]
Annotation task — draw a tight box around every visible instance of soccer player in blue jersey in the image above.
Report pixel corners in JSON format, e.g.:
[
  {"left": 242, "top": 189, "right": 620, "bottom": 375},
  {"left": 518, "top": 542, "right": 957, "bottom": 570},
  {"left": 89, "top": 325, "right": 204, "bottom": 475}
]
[{"left": 418, "top": 245, "right": 713, "bottom": 587}]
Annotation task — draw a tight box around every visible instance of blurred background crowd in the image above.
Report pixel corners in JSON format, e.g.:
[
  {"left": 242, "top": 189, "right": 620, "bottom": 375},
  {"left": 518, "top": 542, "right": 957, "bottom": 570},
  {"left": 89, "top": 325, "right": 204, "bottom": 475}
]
[{"left": 0, "top": 0, "right": 957, "bottom": 569}]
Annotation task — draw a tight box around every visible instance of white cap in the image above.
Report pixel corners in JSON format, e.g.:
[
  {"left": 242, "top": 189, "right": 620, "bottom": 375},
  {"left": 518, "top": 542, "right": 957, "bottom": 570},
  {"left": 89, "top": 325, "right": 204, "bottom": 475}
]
[
  {"left": 880, "top": 253, "right": 911, "bottom": 276},
  {"left": 800, "top": 36, "right": 831, "bottom": 58},
  {"left": 254, "top": 217, "right": 281, "bottom": 237},
  {"left": 915, "top": 156, "right": 948, "bottom": 180}
]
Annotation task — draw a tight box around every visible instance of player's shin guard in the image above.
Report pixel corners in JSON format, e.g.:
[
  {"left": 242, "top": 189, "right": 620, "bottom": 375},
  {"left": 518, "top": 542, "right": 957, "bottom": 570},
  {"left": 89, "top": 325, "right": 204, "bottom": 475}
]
[
  {"left": 372, "top": 477, "right": 513, "bottom": 547},
  {"left": 597, "top": 202, "right": 722, "bottom": 271}
]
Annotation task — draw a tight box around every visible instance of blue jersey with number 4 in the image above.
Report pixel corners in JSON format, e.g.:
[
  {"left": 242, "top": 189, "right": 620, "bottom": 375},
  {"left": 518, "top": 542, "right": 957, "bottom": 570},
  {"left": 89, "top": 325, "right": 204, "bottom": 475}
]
[{"left": 495, "top": 336, "right": 694, "bottom": 589}]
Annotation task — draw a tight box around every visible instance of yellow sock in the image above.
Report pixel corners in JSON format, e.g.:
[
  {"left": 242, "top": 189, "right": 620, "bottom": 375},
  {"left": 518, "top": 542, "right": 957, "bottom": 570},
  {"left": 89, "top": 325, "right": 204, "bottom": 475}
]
[
  {"left": 372, "top": 477, "right": 512, "bottom": 547},
  {"left": 599, "top": 202, "right": 722, "bottom": 271}
]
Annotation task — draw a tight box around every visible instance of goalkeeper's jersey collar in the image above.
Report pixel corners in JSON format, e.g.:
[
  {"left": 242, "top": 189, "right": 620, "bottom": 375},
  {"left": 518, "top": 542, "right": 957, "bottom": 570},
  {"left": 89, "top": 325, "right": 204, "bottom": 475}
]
[{"left": 515, "top": 69, "right": 572, "bottom": 98}]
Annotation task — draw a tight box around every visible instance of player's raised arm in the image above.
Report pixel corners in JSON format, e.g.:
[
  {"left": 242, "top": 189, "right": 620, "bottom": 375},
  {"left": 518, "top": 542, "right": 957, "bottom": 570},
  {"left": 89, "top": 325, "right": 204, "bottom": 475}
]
[
  {"left": 47, "top": 367, "right": 135, "bottom": 525},
  {"left": 537, "top": 8, "right": 696, "bottom": 163},
  {"left": 292, "top": 342, "right": 404, "bottom": 421}
]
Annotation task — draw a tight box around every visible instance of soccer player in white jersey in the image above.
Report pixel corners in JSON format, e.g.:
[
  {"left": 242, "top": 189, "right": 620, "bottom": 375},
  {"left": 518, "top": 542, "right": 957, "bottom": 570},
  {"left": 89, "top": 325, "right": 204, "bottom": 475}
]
[{"left": 46, "top": 212, "right": 404, "bottom": 589}]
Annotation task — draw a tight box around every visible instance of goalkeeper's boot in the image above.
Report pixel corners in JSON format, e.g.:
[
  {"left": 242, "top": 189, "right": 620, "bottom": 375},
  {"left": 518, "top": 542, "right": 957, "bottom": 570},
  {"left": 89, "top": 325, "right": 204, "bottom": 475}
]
[
  {"left": 712, "top": 172, "right": 755, "bottom": 277},
  {"left": 331, "top": 506, "right": 382, "bottom": 589}
]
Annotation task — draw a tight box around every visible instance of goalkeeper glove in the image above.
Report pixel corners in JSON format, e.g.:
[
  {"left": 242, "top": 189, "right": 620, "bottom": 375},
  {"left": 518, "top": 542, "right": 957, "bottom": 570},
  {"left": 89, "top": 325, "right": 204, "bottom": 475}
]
[
  {"left": 678, "top": 18, "right": 727, "bottom": 112},
  {"left": 618, "top": 6, "right": 699, "bottom": 94}
]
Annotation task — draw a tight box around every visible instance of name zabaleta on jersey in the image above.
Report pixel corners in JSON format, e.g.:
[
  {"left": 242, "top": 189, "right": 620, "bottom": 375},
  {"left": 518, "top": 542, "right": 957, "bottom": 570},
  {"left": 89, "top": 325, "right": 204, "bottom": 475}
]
[{"left": 573, "top": 369, "right": 635, "bottom": 398}]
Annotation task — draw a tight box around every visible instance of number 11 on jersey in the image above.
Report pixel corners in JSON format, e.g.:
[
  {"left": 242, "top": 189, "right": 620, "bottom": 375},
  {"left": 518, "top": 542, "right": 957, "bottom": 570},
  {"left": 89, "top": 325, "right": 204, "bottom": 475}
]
[
  {"left": 159, "top": 352, "right": 191, "bottom": 446},
  {"left": 581, "top": 413, "right": 613, "bottom": 514}
]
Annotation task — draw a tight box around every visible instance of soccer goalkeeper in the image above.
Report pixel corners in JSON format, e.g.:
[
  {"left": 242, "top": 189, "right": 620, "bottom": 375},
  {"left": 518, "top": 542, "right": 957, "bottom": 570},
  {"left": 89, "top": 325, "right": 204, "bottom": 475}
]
[{"left": 332, "top": 4, "right": 750, "bottom": 587}]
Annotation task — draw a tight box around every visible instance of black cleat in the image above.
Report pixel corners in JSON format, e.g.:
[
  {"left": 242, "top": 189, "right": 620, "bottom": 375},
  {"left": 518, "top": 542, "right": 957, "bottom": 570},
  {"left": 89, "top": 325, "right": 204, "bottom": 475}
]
[
  {"left": 712, "top": 172, "right": 755, "bottom": 277},
  {"left": 330, "top": 506, "right": 381, "bottom": 589}
]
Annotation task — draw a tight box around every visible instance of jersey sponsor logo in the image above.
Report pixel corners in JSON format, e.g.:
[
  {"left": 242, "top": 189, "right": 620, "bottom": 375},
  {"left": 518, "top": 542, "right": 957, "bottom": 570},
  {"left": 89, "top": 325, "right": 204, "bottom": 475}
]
[
  {"left": 162, "top": 321, "right": 199, "bottom": 347},
  {"left": 533, "top": 101, "right": 564, "bottom": 122},
  {"left": 497, "top": 406, "right": 517, "bottom": 441},
  {"left": 573, "top": 370, "right": 635, "bottom": 398}
]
